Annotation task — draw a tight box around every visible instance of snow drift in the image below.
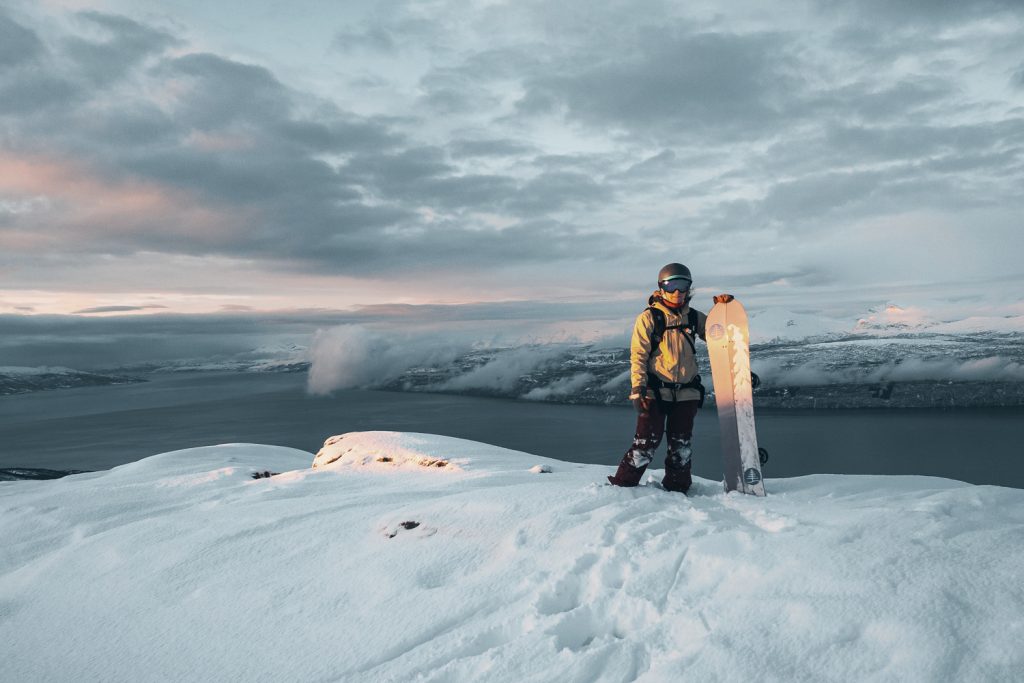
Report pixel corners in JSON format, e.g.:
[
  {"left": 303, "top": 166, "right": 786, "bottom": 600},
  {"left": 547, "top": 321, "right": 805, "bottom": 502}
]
[{"left": 2, "top": 432, "right": 1022, "bottom": 682}]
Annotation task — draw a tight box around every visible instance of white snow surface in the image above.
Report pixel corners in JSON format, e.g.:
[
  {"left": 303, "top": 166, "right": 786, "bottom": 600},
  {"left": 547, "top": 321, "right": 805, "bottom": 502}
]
[{"left": 2, "top": 432, "right": 1023, "bottom": 682}]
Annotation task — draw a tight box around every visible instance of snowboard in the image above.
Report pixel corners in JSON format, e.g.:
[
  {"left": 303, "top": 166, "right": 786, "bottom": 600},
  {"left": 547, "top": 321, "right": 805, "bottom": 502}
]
[{"left": 706, "top": 294, "right": 766, "bottom": 496}]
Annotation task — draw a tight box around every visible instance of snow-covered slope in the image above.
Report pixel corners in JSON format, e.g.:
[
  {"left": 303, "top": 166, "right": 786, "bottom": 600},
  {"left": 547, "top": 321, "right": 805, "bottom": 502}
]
[
  {"left": 2, "top": 433, "right": 1022, "bottom": 682},
  {"left": 0, "top": 365, "right": 143, "bottom": 395}
]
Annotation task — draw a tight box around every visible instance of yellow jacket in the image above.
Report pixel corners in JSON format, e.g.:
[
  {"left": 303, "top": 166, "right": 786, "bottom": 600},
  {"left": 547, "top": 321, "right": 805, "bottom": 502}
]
[{"left": 630, "top": 293, "right": 708, "bottom": 402}]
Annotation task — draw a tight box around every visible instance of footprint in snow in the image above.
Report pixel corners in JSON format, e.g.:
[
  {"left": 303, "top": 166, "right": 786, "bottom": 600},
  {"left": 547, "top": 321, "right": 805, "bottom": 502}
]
[
  {"left": 387, "top": 521, "right": 420, "bottom": 538},
  {"left": 384, "top": 521, "right": 437, "bottom": 539}
]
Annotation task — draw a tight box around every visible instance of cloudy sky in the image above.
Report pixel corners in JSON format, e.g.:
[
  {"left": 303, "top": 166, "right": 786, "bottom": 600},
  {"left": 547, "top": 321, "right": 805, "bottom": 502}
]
[{"left": 2, "top": 0, "right": 1023, "bottom": 321}]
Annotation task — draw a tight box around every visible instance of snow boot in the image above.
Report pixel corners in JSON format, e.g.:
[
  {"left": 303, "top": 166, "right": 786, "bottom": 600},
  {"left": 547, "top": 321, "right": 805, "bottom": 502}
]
[
  {"left": 662, "top": 460, "right": 692, "bottom": 494},
  {"left": 607, "top": 459, "right": 647, "bottom": 487},
  {"left": 662, "top": 442, "right": 692, "bottom": 493}
]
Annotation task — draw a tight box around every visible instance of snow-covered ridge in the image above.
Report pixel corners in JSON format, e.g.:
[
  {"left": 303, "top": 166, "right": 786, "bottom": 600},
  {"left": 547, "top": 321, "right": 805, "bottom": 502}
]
[
  {"left": 116, "top": 343, "right": 310, "bottom": 374},
  {"left": 742, "top": 304, "right": 1024, "bottom": 343},
  {"left": 0, "top": 366, "right": 143, "bottom": 395},
  {"left": 300, "top": 305, "right": 1024, "bottom": 407},
  {"left": 0, "top": 365, "right": 80, "bottom": 376},
  {"left": 360, "top": 335, "right": 1024, "bottom": 409},
  {"left": 9, "top": 306, "right": 1023, "bottom": 408},
  {"left": 3, "top": 432, "right": 1022, "bottom": 681}
]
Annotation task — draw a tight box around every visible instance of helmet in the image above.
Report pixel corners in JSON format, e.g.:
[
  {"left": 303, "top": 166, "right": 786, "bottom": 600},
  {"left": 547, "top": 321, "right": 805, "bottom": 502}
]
[
  {"left": 657, "top": 263, "right": 692, "bottom": 308},
  {"left": 657, "top": 263, "right": 692, "bottom": 285}
]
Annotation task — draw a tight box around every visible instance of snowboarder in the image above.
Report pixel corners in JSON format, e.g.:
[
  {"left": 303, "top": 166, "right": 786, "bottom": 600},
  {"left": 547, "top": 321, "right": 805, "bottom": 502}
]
[{"left": 608, "top": 263, "right": 707, "bottom": 494}]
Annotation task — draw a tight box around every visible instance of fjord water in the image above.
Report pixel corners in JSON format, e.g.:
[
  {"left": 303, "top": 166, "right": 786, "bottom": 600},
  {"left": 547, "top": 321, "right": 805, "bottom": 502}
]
[{"left": 0, "top": 371, "right": 1021, "bottom": 487}]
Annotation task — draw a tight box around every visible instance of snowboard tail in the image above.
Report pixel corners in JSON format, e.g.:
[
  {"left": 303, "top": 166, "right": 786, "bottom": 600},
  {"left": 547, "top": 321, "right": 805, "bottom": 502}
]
[{"left": 706, "top": 295, "right": 766, "bottom": 496}]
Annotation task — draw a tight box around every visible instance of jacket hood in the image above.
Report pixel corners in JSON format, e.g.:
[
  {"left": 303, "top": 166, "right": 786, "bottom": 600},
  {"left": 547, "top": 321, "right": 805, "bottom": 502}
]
[{"left": 648, "top": 291, "right": 690, "bottom": 316}]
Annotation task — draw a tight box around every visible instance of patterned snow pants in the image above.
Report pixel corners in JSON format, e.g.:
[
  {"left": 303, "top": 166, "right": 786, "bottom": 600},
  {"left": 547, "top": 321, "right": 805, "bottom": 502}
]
[{"left": 610, "top": 399, "right": 699, "bottom": 492}]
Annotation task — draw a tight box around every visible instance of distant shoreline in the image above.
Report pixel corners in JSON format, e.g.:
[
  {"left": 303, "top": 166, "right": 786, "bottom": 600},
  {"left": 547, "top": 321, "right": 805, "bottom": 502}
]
[
  {"left": 0, "top": 468, "right": 91, "bottom": 481},
  {"left": 4, "top": 366, "right": 1024, "bottom": 410},
  {"left": 3, "top": 375, "right": 1022, "bottom": 487}
]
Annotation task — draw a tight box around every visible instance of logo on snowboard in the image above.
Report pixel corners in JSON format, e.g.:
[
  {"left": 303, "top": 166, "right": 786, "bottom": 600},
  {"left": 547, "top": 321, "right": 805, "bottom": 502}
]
[
  {"left": 708, "top": 323, "right": 725, "bottom": 340},
  {"left": 743, "top": 468, "right": 761, "bottom": 486}
]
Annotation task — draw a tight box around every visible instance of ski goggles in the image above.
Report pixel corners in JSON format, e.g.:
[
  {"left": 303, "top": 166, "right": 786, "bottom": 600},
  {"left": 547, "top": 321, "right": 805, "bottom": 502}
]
[{"left": 659, "top": 278, "right": 692, "bottom": 293}]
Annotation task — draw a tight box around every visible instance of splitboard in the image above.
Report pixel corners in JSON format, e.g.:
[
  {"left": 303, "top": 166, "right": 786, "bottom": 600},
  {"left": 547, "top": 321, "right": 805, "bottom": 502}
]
[{"left": 706, "top": 294, "right": 766, "bottom": 495}]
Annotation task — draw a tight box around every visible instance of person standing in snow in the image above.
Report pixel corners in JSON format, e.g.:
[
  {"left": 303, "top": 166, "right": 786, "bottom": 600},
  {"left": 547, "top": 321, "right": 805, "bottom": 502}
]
[{"left": 608, "top": 263, "right": 707, "bottom": 494}]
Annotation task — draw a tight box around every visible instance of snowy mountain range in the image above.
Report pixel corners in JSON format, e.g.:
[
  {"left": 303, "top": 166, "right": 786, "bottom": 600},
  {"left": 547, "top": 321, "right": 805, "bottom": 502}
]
[
  {"left": 0, "top": 366, "right": 143, "bottom": 396},
  {"left": 371, "top": 331, "right": 1024, "bottom": 409},
  {"left": 302, "top": 304, "right": 1024, "bottom": 408},
  {"left": 2, "top": 431, "right": 1021, "bottom": 681},
  {"left": 6, "top": 308, "right": 1023, "bottom": 408}
]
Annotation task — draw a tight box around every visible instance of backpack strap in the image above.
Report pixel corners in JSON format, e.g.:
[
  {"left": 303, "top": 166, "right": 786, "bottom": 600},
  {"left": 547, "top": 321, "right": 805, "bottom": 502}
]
[
  {"left": 646, "top": 306, "right": 697, "bottom": 356},
  {"left": 647, "top": 306, "right": 667, "bottom": 350}
]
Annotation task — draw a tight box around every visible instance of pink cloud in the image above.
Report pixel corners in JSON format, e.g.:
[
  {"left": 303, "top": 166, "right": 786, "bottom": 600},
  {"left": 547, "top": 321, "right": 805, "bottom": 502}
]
[{"left": 0, "top": 152, "right": 250, "bottom": 247}]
